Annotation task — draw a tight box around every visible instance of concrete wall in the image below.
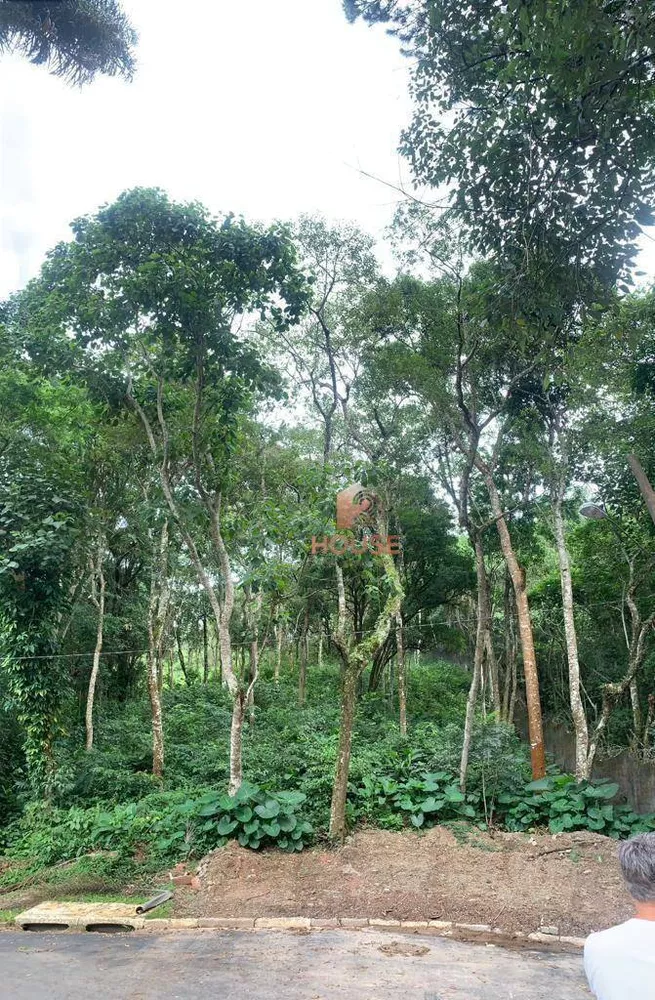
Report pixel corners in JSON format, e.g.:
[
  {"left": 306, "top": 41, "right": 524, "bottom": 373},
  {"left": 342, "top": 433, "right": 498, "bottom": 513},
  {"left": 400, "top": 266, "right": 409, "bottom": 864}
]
[
  {"left": 514, "top": 705, "right": 655, "bottom": 812},
  {"left": 542, "top": 720, "right": 655, "bottom": 815}
]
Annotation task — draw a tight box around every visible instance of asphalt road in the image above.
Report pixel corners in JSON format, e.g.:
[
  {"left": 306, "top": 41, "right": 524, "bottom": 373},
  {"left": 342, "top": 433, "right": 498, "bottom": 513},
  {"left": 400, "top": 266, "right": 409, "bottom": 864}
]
[{"left": 0, "top": 929, "right": 591, "bottom": 1000}]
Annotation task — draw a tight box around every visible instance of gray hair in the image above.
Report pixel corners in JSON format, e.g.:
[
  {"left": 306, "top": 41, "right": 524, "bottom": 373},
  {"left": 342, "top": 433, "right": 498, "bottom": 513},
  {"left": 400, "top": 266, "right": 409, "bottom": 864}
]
[{"left": 618, "top": 833, "right": 655, "bottom": 902}]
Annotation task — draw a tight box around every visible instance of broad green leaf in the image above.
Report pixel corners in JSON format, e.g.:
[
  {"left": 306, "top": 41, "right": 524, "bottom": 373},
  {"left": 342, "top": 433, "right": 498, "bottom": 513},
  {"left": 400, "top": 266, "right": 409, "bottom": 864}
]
[
  {"left": 216, "top": 816, "right": 238, "bottom": 836},
  {"left": 255, "top": 799, "right": 280, "bottom": 820}
]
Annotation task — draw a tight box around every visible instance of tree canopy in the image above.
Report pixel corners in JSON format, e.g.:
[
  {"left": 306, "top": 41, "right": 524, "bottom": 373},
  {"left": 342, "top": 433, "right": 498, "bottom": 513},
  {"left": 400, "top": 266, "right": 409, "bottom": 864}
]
[
  {"left": 345, "top": 0, "right": 655, "bottom": 283},
  {"left": 0, "top": 0, "right": 137, "bottom": 83}
]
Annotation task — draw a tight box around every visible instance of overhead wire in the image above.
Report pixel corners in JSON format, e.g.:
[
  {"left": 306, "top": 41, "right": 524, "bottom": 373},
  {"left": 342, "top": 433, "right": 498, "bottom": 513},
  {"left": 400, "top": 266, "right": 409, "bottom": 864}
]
[{"left": 7, "top": 589, "right": 655, "bottom": 658}]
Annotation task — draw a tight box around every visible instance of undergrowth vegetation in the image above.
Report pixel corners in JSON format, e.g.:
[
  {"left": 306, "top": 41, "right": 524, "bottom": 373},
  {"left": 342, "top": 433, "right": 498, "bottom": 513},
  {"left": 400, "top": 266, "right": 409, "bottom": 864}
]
[{"left": 1, "top": 660, "right": 654, "bottom": 900}]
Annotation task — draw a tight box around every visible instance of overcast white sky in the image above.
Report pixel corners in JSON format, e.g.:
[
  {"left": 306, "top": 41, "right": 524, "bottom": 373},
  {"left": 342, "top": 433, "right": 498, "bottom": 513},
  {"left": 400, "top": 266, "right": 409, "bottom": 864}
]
[
  {"left": 0, "top": 0, "right": 416, "bottom": 298},
  {"left": 1, "top": 0, "right": 654, "bottom": 299}
]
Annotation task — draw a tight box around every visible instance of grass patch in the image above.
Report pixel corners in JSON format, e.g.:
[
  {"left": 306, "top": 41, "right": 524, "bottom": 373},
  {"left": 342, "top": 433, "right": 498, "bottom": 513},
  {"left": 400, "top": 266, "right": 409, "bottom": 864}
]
[{"left": 0, "top": 854, "right": 166, "bottom": 905}]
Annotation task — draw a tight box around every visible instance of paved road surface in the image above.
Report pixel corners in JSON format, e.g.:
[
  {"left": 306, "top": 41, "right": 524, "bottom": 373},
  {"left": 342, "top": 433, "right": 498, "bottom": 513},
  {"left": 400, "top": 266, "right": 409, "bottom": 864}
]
[{"left": 0, "top": 929, "right": 591, "bottom": 999}]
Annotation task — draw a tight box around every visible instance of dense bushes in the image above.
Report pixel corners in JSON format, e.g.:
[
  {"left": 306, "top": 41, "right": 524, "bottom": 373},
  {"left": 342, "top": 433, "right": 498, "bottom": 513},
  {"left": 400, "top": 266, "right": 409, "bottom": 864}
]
[
  {"left": 3, "top": 783, "right": 313, "bottom": 872},
  {"left": 497, "top": 774, "right": 655, "bottom": 838},
  {"left": 48, "top": 662, "right": 473, "bottom": 818},
  {"left": 353, "top": 769, "right": 655, "bottom": 838},
  {"left": 2, "top": 662, "right": 654, "bottom": 881},
  {"left": 0, "top": 687, "right": 23, "bottom": 826}
]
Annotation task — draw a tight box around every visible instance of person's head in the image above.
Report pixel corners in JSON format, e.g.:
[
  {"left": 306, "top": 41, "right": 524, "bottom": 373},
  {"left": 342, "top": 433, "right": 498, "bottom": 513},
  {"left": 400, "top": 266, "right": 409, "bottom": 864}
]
[{"left": 618, "top": 833, "right": 655, "bottom": 917}]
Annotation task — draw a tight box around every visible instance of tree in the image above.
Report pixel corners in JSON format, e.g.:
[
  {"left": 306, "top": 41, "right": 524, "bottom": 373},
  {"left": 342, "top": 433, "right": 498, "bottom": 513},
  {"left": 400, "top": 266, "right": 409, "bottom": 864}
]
[
  {"left": 628, "top": 455, "right": 655, "bottom": 528},
  {"left": 266, "top": 216, "right": 409, "bottom": 835},
  {"left": 366, "top": 478, "right": 473, "bottom": 693},
  {"left": 84, "top": 533, "right": 106, "bottom": 751},
  {"left": 273, "top": 215, "right": 380, "bottom": 467},
  {"left": 345, "top": 0, "right": 655, "bottom": 282},
  {"left": 547, "top": 407, "right": 589, "bottom": 780},
  {"left": 0, "top": 0, "right": 137, "bottom": 84},
  {"left": 571, "top": 511, "right": 655, "bottom": 767},
  {"left": 146, "top": 517, "right": 169, "bottom": 777},
  {"left": 364, "top": 266, "right": 552, "bottom": 778},
  {"left": 597, "top": 291, "right": 655, "bottom": 527},
  {"left": 0, "top": 324, "right": 98, "bottom": 789},
  {"left": 11, "top": 187, "right": 309, "bottom": 795},
  {"left": 327, "top": 498, "right": 404, "bottom": 839}
]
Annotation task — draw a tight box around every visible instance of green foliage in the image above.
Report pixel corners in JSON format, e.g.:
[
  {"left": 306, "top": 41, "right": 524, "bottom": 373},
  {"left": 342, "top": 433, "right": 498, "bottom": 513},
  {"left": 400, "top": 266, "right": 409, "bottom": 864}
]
[
  {"left": 3, "top": 783, "right": 313, "bottom": 868},
  {"left": 353, "top": 770, "right": 479, "bottom": 830},
  {"left": 496, "top": 774, "right": 655, "bottom": 839},
  {"left": 0, "top": 348, "right": 99, "bottom": 789},
  {"left": 347, "top": 0, "right": 655, "bottom": 281},
  {"left": 45, "top": 662, "right": 471, "bottom": 819},
  {"left": 0, "top": 0, "right": 137, "bottom": 85},
  {"left": 0, "top": 686, "right": 23, "bottom": 825},
  {"left": 2, "top": 659, "right": 654, "bottom": 886},
  {"left": 0, "top": 618, "right": 69, "bottom": 793},
  {"left": 351, "top": 768, "right": 655, "bottom": 840}
]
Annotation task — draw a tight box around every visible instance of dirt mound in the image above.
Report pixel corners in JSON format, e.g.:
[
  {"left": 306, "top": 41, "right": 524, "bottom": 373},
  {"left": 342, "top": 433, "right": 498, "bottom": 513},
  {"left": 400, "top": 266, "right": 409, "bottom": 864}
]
[{"left": 177, "top": 825, "right": 631, "bottom": 937}]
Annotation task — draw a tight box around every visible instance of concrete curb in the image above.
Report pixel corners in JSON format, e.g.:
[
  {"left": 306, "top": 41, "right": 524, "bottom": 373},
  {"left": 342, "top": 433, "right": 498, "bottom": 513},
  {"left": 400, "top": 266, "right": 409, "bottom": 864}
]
[
  {"left": 13, "top": 904, "right": 586, "bottom": 950},
  {"left": 134, "top": 917, "right": 586, "bottom": 950}
]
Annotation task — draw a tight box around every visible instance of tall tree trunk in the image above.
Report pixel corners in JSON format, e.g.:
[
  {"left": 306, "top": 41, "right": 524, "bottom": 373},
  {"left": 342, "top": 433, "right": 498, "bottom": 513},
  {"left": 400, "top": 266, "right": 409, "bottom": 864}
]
[
  {"left": 175, "top": 628, "right": 190, "bottom": 685},
  {"left": 484, "top": 631, "right": 501, "bottom": 717},
  {"left": 460, "top": 535, "right": 487, "bottom": 790},
  {"left": 275, "top": 622, "right": 283, "bottom": 684},
  {"left": 501, "top": 570, "right": 519, "bottom": 726},
  {"left": 299, "top": 606, "right": 309, "bottom": 706},
  {"left": 244, "top": 586, "right": 262, "bottom": 725},
  {"left": 214, "top": 632, "right": 221, "bottom": 683},
  {"left": 368, "top": 643, "right": 387, "bottom": 692},
  {"left": 318, "top": 629, "right": 323, "bottom": 669},
  {"left": 643, "top": 694, "right": 655, "bottom": 750},
  {"left": 229, "top": 693, "right": 246, "bottom": 794},
  {"left": 387, "top": 655, "right": 394, "bottom": 709},
  {"left": 507, "top": 636, "right": 518, "bottom": 725},
  {"left": 328, "top": 666, "right": 358, "bottom": 840},
  {"left": 630, "top": 677, "right": 643, "bottom": 750},
  {"left": 148, "top": 647, "right": 164, "bottom": 777},
  {"left": 476, "top": 462, "right": 546, "bottom": 779},
  {"left": 85, "top": 544, "right": 105, "bottom": 752},
  {"left": 553, "top": 494, "right": 589, "bottom": 780},
  {"left": 501, "top": 571, "right": 513, "bottom": 720},
  {"left": 156, "top": 648, "right": 164, "bottom": 696},
  {"left": 396, "top": 610, "right": 407, "bottom": 737},
  {"left": 202, "top": 614, "right": 209, "bottom": 684},
  {"left": 628, "top": 454, "right": 655, "bottom": 526},
  {"left": 248, "top": 637, "right": 258, "bottom": 724},
  {"left": 147, "top": 520, "right": 169, "bottom": 777},
  {"left": 329, "top": 522, "right": 404, "bottom": 839}
]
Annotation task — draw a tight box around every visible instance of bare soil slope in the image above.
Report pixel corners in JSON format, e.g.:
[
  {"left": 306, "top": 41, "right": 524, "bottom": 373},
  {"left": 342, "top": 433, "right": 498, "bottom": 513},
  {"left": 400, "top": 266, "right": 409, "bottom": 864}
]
[{"left": 179, "top": 825, "right": 631, "bottom": 937}]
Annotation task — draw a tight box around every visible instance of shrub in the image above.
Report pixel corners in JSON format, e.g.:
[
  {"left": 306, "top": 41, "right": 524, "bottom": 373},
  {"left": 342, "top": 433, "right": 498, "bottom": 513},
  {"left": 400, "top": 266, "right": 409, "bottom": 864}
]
[
  {"left": 349, "top": 768, "right": 655, "bottom": 839},
  {"left": 150, "top": 782, "right": 314, "bottom": 856},
  {"left": 3, "top": 782, "right": 314, "bottom": 870},
  {"left": 352, "top": 770, "right": 480, "bottom": 830},
  {"left": 5, "top": 660, "right": 655, "bottom": 863},
  {"left": 496, "top": 773, "right": 655, "bottom": 838}
]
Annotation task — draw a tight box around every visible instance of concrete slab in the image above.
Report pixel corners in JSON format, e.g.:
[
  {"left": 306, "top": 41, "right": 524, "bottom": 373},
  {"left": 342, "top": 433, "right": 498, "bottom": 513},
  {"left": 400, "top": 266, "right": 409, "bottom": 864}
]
[{"left": 15, "top": 901, "right": 145, "bottom": 931}]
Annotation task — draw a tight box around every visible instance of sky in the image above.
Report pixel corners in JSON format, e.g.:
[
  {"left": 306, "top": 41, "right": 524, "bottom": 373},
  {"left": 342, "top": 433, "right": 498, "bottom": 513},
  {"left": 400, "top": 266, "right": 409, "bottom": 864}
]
[
  {"left": 0, "top": 0, "right": 414, "bottom": 298},
  {"left": 1, "top": 0, "right": 654, "bottom": 299}
]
